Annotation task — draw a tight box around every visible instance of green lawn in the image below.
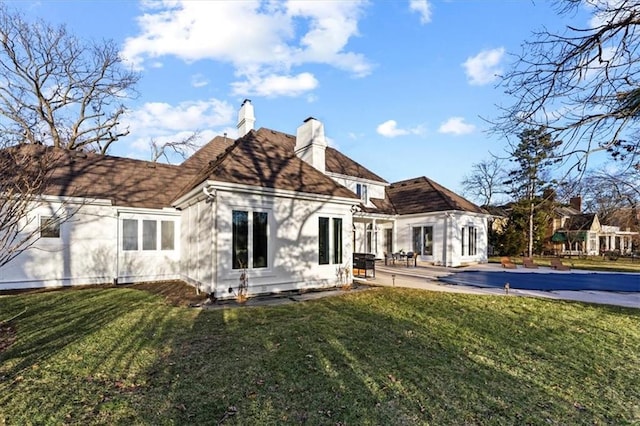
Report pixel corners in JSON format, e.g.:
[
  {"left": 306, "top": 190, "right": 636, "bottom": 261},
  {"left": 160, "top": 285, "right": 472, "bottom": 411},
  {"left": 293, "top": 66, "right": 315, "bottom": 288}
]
[{"left": 1, "top": 284, "right": 639, "bottom": 424}]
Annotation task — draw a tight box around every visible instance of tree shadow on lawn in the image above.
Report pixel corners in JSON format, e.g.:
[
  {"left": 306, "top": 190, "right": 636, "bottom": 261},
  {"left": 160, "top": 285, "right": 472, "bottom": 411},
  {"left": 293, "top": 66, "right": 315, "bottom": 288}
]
[
  {"left": 137, "top": 288, "right": 640, "bottom": 424},
  {"left": 0, "top": 287, "right": 193, "bottom": 423}
]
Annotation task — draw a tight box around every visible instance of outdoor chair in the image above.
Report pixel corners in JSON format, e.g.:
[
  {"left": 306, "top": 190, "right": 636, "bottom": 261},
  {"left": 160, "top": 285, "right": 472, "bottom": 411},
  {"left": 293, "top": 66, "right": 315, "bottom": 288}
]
[
  {"left": 550, "top": 258, "right": 571, "bottom": 271},
  {"left": 500, "top": 257, "right": 517, "bottom": 269},
  {"left": 405, "top": 252, "right": 417, "bottom": 267},
  {"left": 522, "top": 257, "right": 539, "bottom": 269}
]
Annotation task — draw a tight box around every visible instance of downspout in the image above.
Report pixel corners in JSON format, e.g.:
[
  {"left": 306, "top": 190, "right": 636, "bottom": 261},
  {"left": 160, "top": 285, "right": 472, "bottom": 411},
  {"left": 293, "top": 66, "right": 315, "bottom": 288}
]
[
  {"left": 203, "top": 184, "right": 217, "bottom": 297},
  {"left": 114, "top": 212, "right": 120, "bottom": 285}
]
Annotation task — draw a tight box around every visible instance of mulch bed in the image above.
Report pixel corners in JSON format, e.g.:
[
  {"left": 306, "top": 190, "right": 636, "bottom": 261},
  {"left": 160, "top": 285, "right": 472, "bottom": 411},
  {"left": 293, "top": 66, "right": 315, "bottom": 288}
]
[{"left": 129, "top": 281, "right": 209, "bottom": 307}]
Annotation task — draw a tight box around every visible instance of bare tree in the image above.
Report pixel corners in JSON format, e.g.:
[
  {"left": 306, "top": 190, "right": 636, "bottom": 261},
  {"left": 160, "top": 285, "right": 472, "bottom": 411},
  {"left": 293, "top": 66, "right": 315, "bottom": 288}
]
[
  {"left": 460, "top": 157, "right": 508, "bottom": 206},
  {"left": 495, "top": 0, "right": 640, "bottom": 173},
  {"left": 0, "top": 4, "right": 139, "bottom": 154},
  {"left": 149, "top": 131, "right": 202, "bottom": 163},
  {"left": 0, "top": 144, "right": 62, "bottom": 267},
  {"left": 581, "top": 167, "right": 640, "bottom": 223}
]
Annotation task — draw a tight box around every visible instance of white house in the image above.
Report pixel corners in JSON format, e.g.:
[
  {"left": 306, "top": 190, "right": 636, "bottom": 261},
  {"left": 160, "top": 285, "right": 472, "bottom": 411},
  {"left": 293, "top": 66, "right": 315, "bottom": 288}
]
[{"left": 0, "top": 101, "right": 489, "bottom": 298}]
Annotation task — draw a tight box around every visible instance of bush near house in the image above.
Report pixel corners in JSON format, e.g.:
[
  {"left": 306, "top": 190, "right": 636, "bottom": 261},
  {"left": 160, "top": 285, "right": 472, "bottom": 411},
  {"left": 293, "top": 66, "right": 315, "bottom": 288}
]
[{"left": 1, "top": 285, "right": 638, "bottom": 424}]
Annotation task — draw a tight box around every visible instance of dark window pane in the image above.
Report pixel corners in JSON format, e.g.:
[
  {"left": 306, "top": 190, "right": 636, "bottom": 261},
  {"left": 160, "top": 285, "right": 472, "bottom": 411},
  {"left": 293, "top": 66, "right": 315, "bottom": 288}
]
[
  {"left": 161, "top": 221, "right": 175, "bottom": 251},
  {"left": 412, "top": 227, "right": 421, "bottom": 254},
  {"left": 423, "top": 226, "right": 433, "bottom": 255},
  {"left": 319, "top": 217, "right": 329, "bottom": 265},
  {"left": 233, "top": 211, "right": 248, "bottom": 269},
  {"left": 40, "top": 216, "right": 60, "bottom": 238},
  {"left": 253, "top": 212, "right": 268, "bottom": 268},
  {"left": 123, "top": 219, "right": 138, "bottom": 251},
  {"left": 333, "top": 218, "right": 342, "bottom": 264},
  {"left": 143, "top": 220, "right": 157, "bottom": 250}
]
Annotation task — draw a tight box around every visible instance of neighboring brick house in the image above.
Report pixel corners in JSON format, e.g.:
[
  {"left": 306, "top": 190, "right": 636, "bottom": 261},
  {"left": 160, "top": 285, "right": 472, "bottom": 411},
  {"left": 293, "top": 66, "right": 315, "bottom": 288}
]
[{"left": 0, "top": 100, "right": 489, "bottom": 296}]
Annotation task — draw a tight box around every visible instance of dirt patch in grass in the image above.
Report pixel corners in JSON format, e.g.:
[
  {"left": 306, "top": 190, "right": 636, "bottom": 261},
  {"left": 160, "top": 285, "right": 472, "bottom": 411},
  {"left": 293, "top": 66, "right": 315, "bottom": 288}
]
[
  {"left": 129, "top": 281, "right": 208, "bottom": 307},
  {"left": 0, "top": 323, "right": 17, "bottom": 354}
]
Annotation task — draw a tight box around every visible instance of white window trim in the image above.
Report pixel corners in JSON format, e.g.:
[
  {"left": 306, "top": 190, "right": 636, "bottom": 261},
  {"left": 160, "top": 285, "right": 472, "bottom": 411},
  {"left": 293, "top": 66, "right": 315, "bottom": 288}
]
[
  {"left": 319, "top": 215, "right": 344, "bottom": 265},
  {"left": 120, "top": 216, "right": 179, "bottom": 253},
  {"left": 39, "top": 214, "right": 62, "bottom": 240},
  {"left": 230, "top": 208, "right": 273, "bottom": 273}
]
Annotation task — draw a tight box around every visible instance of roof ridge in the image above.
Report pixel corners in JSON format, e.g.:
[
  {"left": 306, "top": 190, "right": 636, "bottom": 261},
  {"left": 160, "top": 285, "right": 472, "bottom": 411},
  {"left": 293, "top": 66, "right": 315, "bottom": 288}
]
[{"left": 171, "top": 132, "right": 253, "bottom": 202}]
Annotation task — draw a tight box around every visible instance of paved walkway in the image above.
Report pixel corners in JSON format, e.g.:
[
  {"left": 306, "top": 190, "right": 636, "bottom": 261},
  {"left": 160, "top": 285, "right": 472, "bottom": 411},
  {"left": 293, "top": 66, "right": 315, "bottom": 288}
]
[{"left": 362, "top": 263, "right": 640, "bottom": 309}]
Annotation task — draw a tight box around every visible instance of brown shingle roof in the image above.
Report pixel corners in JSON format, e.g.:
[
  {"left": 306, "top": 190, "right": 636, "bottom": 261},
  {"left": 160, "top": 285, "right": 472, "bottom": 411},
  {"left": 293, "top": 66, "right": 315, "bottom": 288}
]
[
  {"left": 241, "top": 128, "right": 387, "bottom": 183},
  {"left": 176, "top": 130, "right": 356, "bottom": 200},
  {"left": 2, "top": 144, "right": 196, "bottom": 209},
  {"left": 387, "top": 176, "right": 484, "bottom": 215}
]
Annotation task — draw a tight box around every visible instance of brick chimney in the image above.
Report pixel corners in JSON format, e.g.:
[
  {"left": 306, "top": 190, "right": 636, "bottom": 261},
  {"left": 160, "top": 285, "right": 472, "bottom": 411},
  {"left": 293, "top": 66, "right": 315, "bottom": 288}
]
[
  {"left": 237, "top": 99, "right": 255, "bottom": 137},
  {"left": 570, "top": 196, "right": 582, "bottom": 212},
  {"left": 295, "top": 117, "right": 327, "bottom": 174}
]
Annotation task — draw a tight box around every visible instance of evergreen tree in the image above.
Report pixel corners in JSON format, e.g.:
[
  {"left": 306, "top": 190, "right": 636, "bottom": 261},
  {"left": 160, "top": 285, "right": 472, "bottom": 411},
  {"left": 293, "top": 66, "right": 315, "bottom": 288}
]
[{"left": 504, "top": 127, "right": 561, "bottom": 257}]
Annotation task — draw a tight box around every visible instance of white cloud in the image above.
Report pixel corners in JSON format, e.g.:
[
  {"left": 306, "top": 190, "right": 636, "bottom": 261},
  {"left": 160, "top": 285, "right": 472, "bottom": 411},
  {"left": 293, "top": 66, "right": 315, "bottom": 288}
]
[
  {"left": 120, "top": 98, "right": 235, "bottom": 154},
  {"left": 376, "top": 120, "right": 424, "bottom": 138},
  {"left": 231, "top": 72, "right": 318, "bottom": 97},
  {"left": 122, "top": 0, "right": 372, "bottom": 97},
  {"left": 438, "top": 117, "right": 476, "bottom": 135},
  {"left": 409, "top": 0, "right": 432, "bottom": 24},
  {"left": 463, "top": 47, "right": 505, "bottom": 85},
  {"left": 191, "top": 74, "right": 209, "bottom": 88}
]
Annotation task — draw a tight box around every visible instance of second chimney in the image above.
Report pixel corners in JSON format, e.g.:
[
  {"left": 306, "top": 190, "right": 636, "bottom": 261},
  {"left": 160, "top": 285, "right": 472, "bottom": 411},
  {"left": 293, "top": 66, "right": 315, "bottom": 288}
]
[
  {"left": 295, "top": 117, "right": 327, "bottom": 174},
  {"left": 570, "top": 196, "right": 582, "bottom": 212}
]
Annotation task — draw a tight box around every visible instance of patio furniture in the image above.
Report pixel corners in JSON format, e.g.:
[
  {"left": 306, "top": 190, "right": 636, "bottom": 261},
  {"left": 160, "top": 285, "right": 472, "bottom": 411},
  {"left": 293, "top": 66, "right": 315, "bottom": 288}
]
[
  {"left": 550, "top": 258, "right": 571, "bottom": 271},
  {"left": 522, "top": 257, "right": 539, "bottom": 269},
  {"left": 353, "top": 253, "right": 376, "bottom": 278},
  {"left": 501, "top": 257, "right": 517, "bottom": 269}
]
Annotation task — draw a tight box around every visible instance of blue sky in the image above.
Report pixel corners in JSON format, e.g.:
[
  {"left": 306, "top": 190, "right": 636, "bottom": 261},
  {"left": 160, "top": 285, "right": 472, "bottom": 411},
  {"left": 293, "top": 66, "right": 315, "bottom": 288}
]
[{"left": 11, "top": 0, "right": 593, "bottom": 196}]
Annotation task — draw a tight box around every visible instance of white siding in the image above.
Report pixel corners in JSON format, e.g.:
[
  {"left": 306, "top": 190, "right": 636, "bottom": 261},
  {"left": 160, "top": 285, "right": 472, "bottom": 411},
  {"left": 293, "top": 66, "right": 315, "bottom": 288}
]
[
  {"left": 0, "top": 201, "right": 182, "bottom": 290},
  {"left": 211, "top": 190, "right": 353, "bottom": 299}
]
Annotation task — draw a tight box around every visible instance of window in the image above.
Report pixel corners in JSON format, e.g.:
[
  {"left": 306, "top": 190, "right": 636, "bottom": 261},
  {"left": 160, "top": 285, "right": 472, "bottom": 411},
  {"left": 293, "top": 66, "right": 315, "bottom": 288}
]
[
  {"left": 356, "top": 183, "right": 368, "bottom": 203},
  {"left": 319, "top": 216, "right": 344, "bottom": 265},
  {"left": 319, "top": 217, "right": 330, "bottom": 265},
  {"left": 122, "top": 218, "right": 176, "bottom": 252},
  {"left": 412, "top": 226, "right": 433, "bottom": 256},
  {"left": 333, "top": 218, "right": 342, "bottom": 264},
  {"left": 161, "top": 221, "right": 175, "bottom": 250},
  {"left": 143, "top": 220, "right": 157, "bottom": 250},
  {"left": 232, "top": 211, "right": 248, "bottom": 269},
  {"left": 40, "top": 216, "right": 60, "bottom": 238},
  {"left": 232, "top": 210, "right": 268, "bottom": 270},
  {"left": 253, "top": 212, "right": 268, "bottom": 268},
  {"left": 385, "top": 228, "right": 393, "bottom": 254},
  {"left": 462, "top": 226, "right": 477, "bottom": 256}
]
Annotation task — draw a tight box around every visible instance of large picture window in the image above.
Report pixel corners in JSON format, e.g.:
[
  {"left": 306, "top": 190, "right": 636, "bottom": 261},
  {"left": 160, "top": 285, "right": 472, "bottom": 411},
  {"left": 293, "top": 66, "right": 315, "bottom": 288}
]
[
  {"left": 232, "top": 210, "right": 268, "bottom": 270},
  {"left": 412, "top": 225, "right": 433, "bottom": 256},
  {"left": 319, "top": 216, "right": 344, "bottom": 265}
]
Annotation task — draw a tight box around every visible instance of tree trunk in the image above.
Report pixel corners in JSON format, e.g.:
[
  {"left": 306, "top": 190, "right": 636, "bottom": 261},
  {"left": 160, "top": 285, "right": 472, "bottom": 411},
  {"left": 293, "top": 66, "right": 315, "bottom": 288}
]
[{"left": 528, "top": 202, "right": 534, "bottom": 258}]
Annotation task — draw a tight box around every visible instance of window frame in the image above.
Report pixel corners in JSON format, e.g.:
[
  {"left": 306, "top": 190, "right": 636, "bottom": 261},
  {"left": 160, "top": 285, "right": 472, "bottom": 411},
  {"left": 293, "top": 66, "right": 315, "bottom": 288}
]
[
  {"left": 231, "top": 209, "right": 270, "bottom": 270},
  {"left": 39, "top": 215, "right": 61, "bottom": 239},
  {"left": 319, "top": 215, "right": 345, "bottom": 265},
  {"left": 120, "top": 216, "right": 178, "bottom": 253},
  {"left": 412, "top": 225, "right": 434, "bottom": 256}
]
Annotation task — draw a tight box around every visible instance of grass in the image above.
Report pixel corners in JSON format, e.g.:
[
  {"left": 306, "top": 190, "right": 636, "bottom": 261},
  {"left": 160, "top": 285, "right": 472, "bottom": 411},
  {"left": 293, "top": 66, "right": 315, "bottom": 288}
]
[
  {"left": 1, "top": 283, "right": 639, "bottom": 424},
  {"left": 490, "top": 255, "right": 640, "bottom": 273}
]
